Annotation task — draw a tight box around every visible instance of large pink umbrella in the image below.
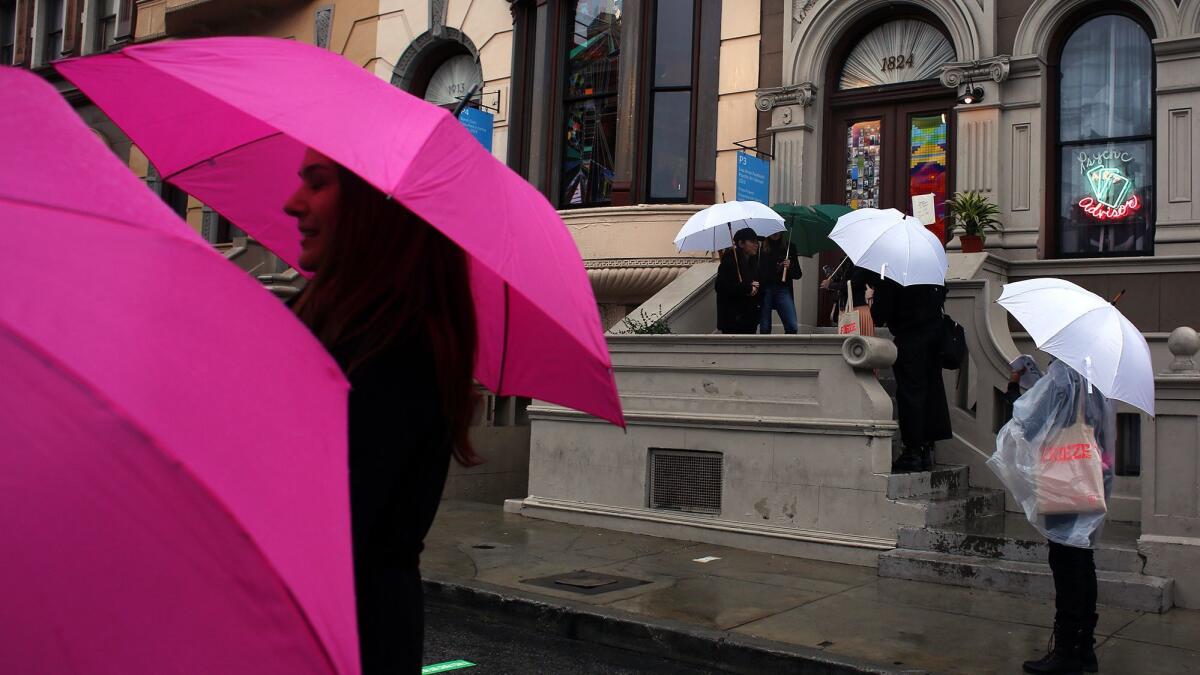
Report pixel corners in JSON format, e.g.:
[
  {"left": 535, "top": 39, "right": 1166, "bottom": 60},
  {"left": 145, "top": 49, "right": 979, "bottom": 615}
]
[
  {"left": 56, "top": 37, "right": 624, "bottom": 427},
  {"left": 0, "top": 68, "right": 358, "bottom": 673}
]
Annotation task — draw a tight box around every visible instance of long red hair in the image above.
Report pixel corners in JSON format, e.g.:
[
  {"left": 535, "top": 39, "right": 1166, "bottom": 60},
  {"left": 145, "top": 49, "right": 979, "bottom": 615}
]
[{"left": 293, "top": 165, "right": 479, "bottom": 466}]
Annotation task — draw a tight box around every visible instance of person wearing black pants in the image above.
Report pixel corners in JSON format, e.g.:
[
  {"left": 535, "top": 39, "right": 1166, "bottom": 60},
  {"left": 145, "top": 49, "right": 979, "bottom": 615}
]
[
  {"left": 1007, "top": 361, "right": 1112, "bottom": 674},
  {"left": 870, "top": 278, "right": 952, "bottom": 471}
]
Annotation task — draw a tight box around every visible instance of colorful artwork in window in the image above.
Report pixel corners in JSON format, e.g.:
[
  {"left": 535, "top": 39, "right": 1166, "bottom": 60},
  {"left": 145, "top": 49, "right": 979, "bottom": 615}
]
[
  {"left": 845, "top": 120, "right": 881, "bottom": 210},
  {"left": 562, "top": 0, "right": 622, "bottom": 207},
  {"left": 909, "top": 114, "right": 948, "bottom": 241}
]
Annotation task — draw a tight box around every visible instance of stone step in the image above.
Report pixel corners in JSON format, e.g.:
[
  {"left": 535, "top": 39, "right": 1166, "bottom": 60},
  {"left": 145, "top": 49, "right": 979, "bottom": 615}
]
[
  {"left": 878, "top": 549, "right": 1173, "bottom": 613},
  {"left": 894, "top": 487, "right": 1005, "bottom": 526},
  {"left": 896, "top": 513, "right": 1144, "bottom": 573},
  {"left": 886, "top": 464, "right": 969, "bottom": 500}
]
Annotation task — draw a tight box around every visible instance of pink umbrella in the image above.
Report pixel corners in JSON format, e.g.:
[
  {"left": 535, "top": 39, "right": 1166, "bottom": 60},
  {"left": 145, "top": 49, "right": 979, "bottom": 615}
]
[
  {"left": 56, "top": 37, "right": 624, "bottom": 427},
  {"left": 0, "top": 68, "right": 358, "bottom": 673}
]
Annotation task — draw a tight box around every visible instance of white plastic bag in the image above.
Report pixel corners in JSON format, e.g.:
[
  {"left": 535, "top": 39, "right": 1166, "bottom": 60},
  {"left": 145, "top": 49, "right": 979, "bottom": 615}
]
[{"left": 987, "top": 361, "right": 1115, "bottom": 548}]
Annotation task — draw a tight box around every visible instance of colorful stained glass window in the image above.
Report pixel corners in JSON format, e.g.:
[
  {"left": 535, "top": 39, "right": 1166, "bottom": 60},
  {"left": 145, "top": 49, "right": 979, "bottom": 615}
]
[
  {"left": 845, "top": 119, "right": 881, "bottom": 209},
  {"left": 909, "top": 114, "right": 949, "bottom": 242},
  {"left": 561, "top": 0, "right": 622, "bottom": 207}
]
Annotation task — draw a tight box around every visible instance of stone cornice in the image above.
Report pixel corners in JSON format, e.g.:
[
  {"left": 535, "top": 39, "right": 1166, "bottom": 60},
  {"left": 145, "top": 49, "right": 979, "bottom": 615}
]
[
  {"left": 940, "top": 55, "right": 1012, "bottom": 88},
  {"left": 755, "top": 82, "right": 817, "bottom": 111},
  {"left": 584, "top": 257, "right": 710, "bottom": 270}
]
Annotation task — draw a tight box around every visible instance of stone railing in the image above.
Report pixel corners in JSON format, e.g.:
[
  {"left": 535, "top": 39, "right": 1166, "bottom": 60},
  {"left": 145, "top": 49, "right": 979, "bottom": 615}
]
[
  {"left": 522, "top": 334, "right": 938, "bottom": 566},
  {"left": 1140, "top": 327, "right": 1200, "bottom": 609}
]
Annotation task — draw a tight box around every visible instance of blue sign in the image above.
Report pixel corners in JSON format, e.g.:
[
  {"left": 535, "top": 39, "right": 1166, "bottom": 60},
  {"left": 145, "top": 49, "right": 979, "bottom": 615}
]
[
  {"left": 736, "top": 151, "right": 770, "bottom": 204},
  {"left": 458, "top": 106, "right": 494, "bottom": 152}
]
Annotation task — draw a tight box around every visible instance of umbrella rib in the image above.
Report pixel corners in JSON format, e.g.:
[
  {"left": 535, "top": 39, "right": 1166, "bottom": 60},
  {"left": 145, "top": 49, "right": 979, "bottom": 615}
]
[
  {"left": 0, "top": 318, "right": 342, "bottom": 675},
  {"left": 0, "top": 193, "right": 221, "bottom": 255},
  {"left": 160, "top": 131, "right": 285, "bottom": 183}
]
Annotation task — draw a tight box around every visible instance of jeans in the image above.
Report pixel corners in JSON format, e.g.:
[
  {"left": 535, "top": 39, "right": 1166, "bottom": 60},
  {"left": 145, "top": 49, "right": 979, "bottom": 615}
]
[{"left": 759, "top": 285, "right": 798, "bottom": 334}]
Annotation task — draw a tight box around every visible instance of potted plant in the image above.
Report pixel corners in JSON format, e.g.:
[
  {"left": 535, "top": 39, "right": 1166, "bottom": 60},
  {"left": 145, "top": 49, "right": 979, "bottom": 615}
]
[{"left": 944, "top": 190, "right": 1001, "bottom": 253}]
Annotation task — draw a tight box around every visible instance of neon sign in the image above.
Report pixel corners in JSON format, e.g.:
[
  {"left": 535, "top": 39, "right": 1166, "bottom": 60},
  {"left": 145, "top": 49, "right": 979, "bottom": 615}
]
[{"left": 1076, "top": 150, "right": 1141, "bottom": 221}]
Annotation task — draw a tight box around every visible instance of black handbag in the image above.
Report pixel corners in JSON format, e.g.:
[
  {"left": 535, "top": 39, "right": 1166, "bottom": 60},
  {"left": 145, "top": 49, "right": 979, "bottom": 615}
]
[{"left": 940, "top": 314, "right": 967, "bottom": 370}]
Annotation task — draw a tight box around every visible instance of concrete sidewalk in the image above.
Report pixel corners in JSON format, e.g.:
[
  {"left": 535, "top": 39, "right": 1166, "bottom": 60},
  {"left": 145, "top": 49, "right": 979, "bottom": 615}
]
[{"left": 424, "top": 501, "right": 1199, "bottom": 675}]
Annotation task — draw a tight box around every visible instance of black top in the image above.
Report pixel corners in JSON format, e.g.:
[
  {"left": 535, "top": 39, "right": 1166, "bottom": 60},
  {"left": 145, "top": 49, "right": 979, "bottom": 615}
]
[
  {"left": 715, "top": 250, "right": 762, "bottom": 333},
  {"left": 830, "top": 262, "right": 879, "bottom": 308},
  {"left": 759, "top": 241, "right": 802, "bottom": 289},
  {"left": 870, "top": 278, "right": 946, "bottom": 336},
  {"left": 335, "top": 334, "right": 451, "bottom": 673},
  {"left": 335, "top": 335, "right": 450, "bottom": 570}
]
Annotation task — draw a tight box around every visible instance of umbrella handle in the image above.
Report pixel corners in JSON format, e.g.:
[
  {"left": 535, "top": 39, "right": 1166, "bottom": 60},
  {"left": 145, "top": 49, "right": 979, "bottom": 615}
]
[
  {"left": 727, "top": 222, "right": 742, "bottom": 282},
  {"left": 781, "top": 238, "right": 792, "bottom": 283}
]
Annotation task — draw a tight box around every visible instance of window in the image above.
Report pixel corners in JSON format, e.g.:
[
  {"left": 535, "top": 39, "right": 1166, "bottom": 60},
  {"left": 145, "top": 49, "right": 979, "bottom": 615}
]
[
  {"left": 1, "top": 2, "right": 15, "bottom": 65},
  {"left": 41, "top": 0, "right": 65, "bottom": 64},
  {"left": 1055, "top": 14, "right": 1154, "bottom": 257},
  {"left": 94, "top": 0, "right": 118, "bottom": 52},
  {"left": 646, "top": 0, "right": 694, "bottom": 202},
  {"left": 561, "top": 0, "right": 621, "bottom": 208}
]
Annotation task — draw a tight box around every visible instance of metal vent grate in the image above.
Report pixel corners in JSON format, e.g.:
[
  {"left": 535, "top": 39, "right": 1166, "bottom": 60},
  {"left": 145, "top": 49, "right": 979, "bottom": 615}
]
[{"left": 648, "top": 449, "right": 722, "bottom": 515}]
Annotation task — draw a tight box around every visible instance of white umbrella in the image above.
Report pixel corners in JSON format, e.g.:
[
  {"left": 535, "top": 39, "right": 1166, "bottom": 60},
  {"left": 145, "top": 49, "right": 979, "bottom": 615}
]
[
  {"left": 828, "top": 208, "right": 948, "bottom": 286},
  {"left": 998, "top": 278, "right": 1154, "bottom": 416},
  {"left": 674, "top": 200, "right": 785, "bottom": 253}
]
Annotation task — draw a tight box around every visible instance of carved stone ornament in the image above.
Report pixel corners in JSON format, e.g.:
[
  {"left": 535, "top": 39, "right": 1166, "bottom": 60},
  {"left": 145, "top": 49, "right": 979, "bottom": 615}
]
[
  {"left": 430, "top": 0, "right": 448, "bottom": 36},
  {"left": 940, "top": 55, "right": 1011, "bottom": 88},
  {"left": 756, "top": 82, "right": 818, "bottom": 112},
  {"left": 793, "top": 0, "right": 819, "bottom": 26}
]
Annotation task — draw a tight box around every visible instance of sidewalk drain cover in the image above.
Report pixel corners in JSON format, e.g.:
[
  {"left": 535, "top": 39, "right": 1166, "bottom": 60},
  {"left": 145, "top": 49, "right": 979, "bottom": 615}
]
[{"left": 521, "top": 571, "right": 649, "bottom": 596}]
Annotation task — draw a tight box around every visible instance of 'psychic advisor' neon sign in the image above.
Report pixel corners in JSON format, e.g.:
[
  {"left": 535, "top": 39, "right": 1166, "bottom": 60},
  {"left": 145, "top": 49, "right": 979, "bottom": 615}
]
[{"left": 1077, "top": 150, "right": 1141, "bottom": 221}]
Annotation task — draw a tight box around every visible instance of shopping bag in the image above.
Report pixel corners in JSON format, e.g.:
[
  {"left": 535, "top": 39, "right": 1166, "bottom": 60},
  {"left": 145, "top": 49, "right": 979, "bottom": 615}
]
[
  {"left": 1035, "top": 388, "right": 1107, "bottom": 515},
  {"left": 837, "top": 281, "right": 860, "bottom": 335}
]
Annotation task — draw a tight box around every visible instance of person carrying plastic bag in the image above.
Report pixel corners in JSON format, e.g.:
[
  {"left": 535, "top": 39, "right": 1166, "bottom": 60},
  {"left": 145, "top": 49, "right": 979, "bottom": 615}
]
[{"left": 990, "top": 360, "right": 1114, "bottom": 674}]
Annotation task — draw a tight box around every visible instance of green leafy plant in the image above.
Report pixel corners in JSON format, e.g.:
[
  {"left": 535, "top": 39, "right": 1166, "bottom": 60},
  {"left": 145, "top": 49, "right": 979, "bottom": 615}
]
[
  {"left": 619, "top": 307, "right": 671, "bottom": 334},
  {"left": 943, "top": 190, "right": 1002, "bottom": 241}
]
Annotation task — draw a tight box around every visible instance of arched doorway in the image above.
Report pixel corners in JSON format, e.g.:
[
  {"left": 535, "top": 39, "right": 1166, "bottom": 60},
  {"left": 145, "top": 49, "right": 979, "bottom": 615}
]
[
  {"left": 391, "top": 28, "right": 483, "bottom": 110},
  {"left": 818, "top": 9, "right": 958, "bottom": 324}
]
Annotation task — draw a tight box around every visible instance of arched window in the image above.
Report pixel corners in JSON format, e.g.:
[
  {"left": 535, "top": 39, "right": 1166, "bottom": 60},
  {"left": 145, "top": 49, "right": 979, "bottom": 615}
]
[
  {"left": 1055, "top": 13, "right": 1154, "bottom": 257},
  {"left": 561, "top": 0, "right": 622, "bottom": 207}
]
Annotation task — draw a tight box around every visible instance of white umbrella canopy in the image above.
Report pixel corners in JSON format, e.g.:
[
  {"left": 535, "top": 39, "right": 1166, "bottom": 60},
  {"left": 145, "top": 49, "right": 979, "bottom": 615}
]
[
  {"left": 674, "top": 200, "right": 785, "bottom": 253},
  {"left": 829, "top": 208, "right": 948, "bottom": 286},
  {"left": 998, "top": 278, "right": 1155, "bottom": 416}
]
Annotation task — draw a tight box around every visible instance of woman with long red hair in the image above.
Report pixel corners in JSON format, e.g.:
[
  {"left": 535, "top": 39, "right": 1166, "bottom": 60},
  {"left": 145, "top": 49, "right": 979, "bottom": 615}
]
[{"left": 285, "top": 148, "right": 478, "bottom": 673}]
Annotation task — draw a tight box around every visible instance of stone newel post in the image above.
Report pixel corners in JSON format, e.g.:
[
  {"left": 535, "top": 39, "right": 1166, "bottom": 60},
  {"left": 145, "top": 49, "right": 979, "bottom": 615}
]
[{"left": 1139, "top": 326, "right": 1200, "bottom": 609}]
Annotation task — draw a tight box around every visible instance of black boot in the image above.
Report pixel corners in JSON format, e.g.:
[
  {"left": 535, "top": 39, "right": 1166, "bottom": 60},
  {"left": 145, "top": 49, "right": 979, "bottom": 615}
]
[
  {"left": 1081, "top": 613, "right": 1098, "bottom": 673},
  {"left": 892, "top": 449, "right": 923, "bottom": 473},
  {"left": 1023, "top": 622, "right": 1085, "bottom": 674},
  {"left": 919, "top": 443, "right": 935, "bottom": 471}
]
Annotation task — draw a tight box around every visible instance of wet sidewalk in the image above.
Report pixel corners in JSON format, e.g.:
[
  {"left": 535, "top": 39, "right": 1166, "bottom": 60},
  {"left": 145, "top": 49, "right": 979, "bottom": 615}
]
[{"left": 424, "top": 501, "right": 1200, "bottom": 675}]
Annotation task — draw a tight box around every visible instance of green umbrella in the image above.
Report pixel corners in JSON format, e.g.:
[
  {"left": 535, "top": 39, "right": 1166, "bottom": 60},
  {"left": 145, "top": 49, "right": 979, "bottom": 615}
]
[{"left": 770, "top": 204, "right": 852, "bottom": 257}]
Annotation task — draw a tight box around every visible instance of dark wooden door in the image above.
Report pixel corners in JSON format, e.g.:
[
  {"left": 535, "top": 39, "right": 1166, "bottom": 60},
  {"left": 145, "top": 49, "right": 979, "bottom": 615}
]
[{"left": 817, "top": 96, "right": 954, "bottom": 325}]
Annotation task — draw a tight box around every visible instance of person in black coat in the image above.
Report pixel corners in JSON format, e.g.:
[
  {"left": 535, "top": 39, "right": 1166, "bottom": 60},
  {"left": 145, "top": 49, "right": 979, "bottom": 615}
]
[
  {"left": 870, "top": 276, "right": 951, "bottom": 471},
  {"left": 758, "top": 232, "right": 802, "bottom": 333},
  {"left": 715, "top": 227, "right": 763, "bottom": 334},
  {"left": 285, "top": 148, "right": 479, "bottom": 673}
]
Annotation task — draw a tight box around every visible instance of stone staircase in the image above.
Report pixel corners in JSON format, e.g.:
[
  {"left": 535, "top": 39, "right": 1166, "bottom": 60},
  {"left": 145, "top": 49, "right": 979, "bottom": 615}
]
[{"left": 879, "top": 479, "right": 1175, "bottom": 613}]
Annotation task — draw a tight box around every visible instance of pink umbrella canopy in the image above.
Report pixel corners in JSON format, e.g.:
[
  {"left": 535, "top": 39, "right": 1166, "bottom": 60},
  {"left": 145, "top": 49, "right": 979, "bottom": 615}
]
[
  {"left": 57, "top": 37, "right": 624, "bottom": 427},
  {"left": 0, "top": 68, "right": 358, "bottom": 673}
]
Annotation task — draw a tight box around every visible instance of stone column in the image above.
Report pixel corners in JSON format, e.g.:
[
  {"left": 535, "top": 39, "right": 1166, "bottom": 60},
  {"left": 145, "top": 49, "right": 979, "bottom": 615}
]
[
  {"left": 940, "top": 57, "right": 1010, "bottom": 249},
  {"left": 756, "top": 82, "right": 820, "bottom": 326},
  {"left": 1139, "top": 327, "right": 1200, "bottom": 609}
]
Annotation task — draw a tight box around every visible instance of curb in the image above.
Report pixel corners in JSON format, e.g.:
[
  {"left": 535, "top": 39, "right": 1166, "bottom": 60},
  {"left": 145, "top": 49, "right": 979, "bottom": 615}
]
[{"left": 424, "top": 576, "right": 927, "bottom": 675}]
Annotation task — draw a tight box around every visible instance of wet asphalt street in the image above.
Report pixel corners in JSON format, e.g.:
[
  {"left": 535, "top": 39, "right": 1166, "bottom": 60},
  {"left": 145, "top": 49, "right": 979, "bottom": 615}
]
[{"left": 422, "top": 602, "right": 726, "bottom": 675}]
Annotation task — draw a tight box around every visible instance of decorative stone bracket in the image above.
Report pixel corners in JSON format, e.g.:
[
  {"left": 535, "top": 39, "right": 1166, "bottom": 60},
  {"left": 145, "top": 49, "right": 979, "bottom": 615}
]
[
  {"left": 756, "top": 82, "right": 818, "bottom": 112},
  {"left": 939, "top": 55, "right": 1012, "bottom": 89}
]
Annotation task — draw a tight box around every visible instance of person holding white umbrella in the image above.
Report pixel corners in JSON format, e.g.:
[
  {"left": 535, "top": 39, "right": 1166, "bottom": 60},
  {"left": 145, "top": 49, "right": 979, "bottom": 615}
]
[
  {"left": 673, "top": 200, "right": 785, "bottom": 334},
  {"left": 831, "top": 208, "right": 952, "bottom": 471},
  {"left": 988, "top": 279, "right": 1154, "bottom": 675}
]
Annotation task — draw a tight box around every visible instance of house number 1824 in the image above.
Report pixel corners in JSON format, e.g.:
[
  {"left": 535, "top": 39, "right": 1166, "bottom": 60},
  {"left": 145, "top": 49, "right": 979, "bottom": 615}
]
[{"left": 881, "top": 53, "right": 915, "bottom": 72}]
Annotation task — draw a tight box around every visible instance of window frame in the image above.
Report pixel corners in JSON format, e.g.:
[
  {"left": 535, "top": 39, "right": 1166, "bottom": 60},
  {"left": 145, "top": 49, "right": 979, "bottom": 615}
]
[
  {"left": 640, "top": 0, "right": 701, "bottom": 204},
  {"left": 1047, "top": 4, "right": 1157, "bottom": 260},
  {"left": 93, "top": 0, "right": 118, "bottom": 53},
  {"left": 39, "top": 0, "right": 66, "bottom": 65},
  {"left": 557, "top": 0, "right": 624, "bottom": 210}
]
